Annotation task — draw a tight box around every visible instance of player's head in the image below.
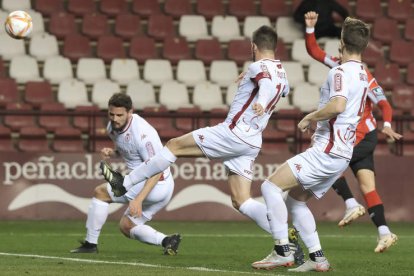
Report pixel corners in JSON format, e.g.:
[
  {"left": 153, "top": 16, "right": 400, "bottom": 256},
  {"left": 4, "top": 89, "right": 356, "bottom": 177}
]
[
  {"left": 340, "top": 17, "right": 369, "bottom": 55},
  {"left": 107, "top": 93, "right": 133, "bottom": 131},
  {"left": 251, "top": 25, "right": 278, "bottom": 61}
]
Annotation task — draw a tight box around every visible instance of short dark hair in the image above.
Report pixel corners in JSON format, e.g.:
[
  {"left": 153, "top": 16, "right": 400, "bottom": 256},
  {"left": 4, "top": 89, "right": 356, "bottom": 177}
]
[
  {"left": 341, "top": 17, "right": 370, "bottom": 54},
  {"left": 252, "top": 25, "right": 278, "bottom": 51},
  {"left": 108, "top": 93, "right": 132, "bottom": 111}
]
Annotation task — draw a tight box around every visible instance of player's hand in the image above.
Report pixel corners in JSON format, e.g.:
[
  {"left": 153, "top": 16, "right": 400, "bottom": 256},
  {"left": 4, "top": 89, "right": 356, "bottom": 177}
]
[
  {"left": 381, "top": 126, "right": 403, "bottom": 142},
  {"left": 129, "top": 197, "right": 143, "bottom": 218},
  {"left": 100, "top": 147, "right": 114, "bottom": 160},
  {"left": 235, "top": 72, "right": 246, "bottom": 85},
  {"left": 252, "top": 103, "right": 264, "bottom": 116},
  {"left": 304, "top": 11, "right": 318, "bottom": 28},
  {"left": 298, "top": 116, "right": 311, "bottom": 132}
]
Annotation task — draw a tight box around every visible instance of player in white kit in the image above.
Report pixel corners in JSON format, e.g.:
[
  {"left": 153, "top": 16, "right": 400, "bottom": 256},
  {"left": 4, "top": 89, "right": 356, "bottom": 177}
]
[
  {"left": 71, "top": 93, "right": 181, "bottom": 255},
  {"left": 252, "top": 17, "right": 371, "bottom": 272},
  {"left": 101, "top": 26, "right": 290, "bottom": 236}
]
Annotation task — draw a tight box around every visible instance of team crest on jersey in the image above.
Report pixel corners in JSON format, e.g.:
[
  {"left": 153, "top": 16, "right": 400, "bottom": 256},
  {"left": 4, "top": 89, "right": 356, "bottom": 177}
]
[
  {"left": 260, "top": 63, "right": 269, "bottom": 73},
  {"left": 125, "top": 133, "right": 131, "bottom": 142},
  {"left": 334, "top": 73, "right": 342, "bottom": 92},
  {"left": 260, "top": 63, "right": 271, "bottom": 79},
  {"left": 294, "top": 163, "right": 302, "bottom": 172},
  {"left": 198, "top": 134, "right": 204, "bottom": 143}
]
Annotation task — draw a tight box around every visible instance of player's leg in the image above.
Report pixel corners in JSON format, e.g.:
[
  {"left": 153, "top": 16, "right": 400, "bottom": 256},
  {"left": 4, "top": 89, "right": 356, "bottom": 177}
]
[
  {"left": 252, "top": 162, "right": 297, "bottom": 269},
  {"left": 352, "top": 130, "right": 397, "bottom": 252},
  {"left": 122, "top": 132, "right": 204, "bottom": 189},
  {"left": 71, "top": 183, "right": 112, "bottom": 253},
  {"left": 228, "top": 172, "right": 272, "bottom": 233},
  {"left": 286, "top": 188, "right": 330, "bottom": 272},
  {"left": 356, "top": 169, "right": 398, "bottom": 253},
  {"left": 119, "top": 177, "right": 181, "bottom": 255},
  {"left": 333, "top": 176, "right": 366, "bottom": 227}
]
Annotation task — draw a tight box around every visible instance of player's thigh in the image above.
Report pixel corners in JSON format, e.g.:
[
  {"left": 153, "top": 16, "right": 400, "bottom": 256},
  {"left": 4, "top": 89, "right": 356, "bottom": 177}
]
[
  {"left": 125, "top": 178, "right": 174, "bottom": 205},
  {"left": 167, "top": 132, "right": 204, "bottom": 157},
  {"left": 94, "top": 183, "right": 112, "bottom": 202},
  {"left": 267, "top": 162, "right": 299, "bottom": 191},
  {"left": 228, "top": 172, "right": 252, "bottom": 201},
  {"left": 288, "top": 186, "right": 313, "bottom": 202},
  {"left": 350, "top": 131, "right": 377, "bottom": 173},
  {"left": 350, "top": 150, "right": 375, "bottom": 175},
  {"left": 125, "top": 178, "right": 174, "bottom": 222},
  {"left": 192, "top": 123, "right": 258, "bottom": 160},
  {"left": 356, "top": 169, "right": 376, "bottom": 194}
]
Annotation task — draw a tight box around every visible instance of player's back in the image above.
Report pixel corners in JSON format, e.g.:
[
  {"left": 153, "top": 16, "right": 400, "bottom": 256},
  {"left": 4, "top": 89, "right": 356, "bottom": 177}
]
[
  {"left": 225, "top": 59, "right": 289, "bottom": 146},
  {"left": 315, "top": 60, "right": 369, "bottom": 159},
  {"left": 336, "top": 61, "right": 369, "bottom": 126}
]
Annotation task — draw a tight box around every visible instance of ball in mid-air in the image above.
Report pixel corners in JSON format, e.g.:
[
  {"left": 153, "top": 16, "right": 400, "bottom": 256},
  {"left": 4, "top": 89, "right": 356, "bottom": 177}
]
[{"left": 5, "top": 10, "right": 33, "bottom": 39}]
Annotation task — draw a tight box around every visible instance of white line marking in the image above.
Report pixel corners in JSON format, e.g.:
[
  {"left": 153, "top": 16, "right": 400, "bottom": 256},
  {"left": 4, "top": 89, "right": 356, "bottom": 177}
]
[
  {"left": 0, "top": 233, "right": 400, "bottom": 238},
  {"left": 0, "top": 252, "right": 287, "bottom": 276}
]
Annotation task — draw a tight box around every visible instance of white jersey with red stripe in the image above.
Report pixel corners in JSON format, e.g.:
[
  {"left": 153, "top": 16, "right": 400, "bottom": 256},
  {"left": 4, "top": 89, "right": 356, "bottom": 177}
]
[
  {"left": 313, "top": 60, "right": 369, "bottom": 160},
  {"left": 107, "top": 113, "right": 171, "bottom": 179},
  {"left": 224, "top": 59, "right": 289, "bottom": 147}
]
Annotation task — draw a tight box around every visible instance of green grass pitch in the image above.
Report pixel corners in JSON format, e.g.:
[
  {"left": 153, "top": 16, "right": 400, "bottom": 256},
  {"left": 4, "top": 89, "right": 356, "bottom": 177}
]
[{"left": 0, "top": 220, "right": 412, "bottom": 275}]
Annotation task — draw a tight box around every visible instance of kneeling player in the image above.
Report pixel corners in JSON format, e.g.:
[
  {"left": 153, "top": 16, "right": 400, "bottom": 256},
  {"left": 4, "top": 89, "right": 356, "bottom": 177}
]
[{"left": 71, "top": 93, "right": 181, "bottom": 255}]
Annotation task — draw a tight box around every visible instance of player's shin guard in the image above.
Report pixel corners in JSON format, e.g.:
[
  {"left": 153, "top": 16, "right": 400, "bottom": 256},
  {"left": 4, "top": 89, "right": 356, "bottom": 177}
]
[
  {"left": 85, "top": 198, "right": 109, "bottom": 244},
  {"left": 127, "top": 147, "right": 177, "bottom": 189},
  {"left": 364, "top": 190, "right": 387, "bottom": 227},
  {"left": 332, "top": 176, "right": 354, "bottom": 201},
  {"left": 261, "top": 180, "right": 288, "bottom": 241},
  {"left": 239, "top": 198, "right": 271, "bottom": 234},
  {"left": 286, "top": 196, "right": 321, "bottom": 251}
]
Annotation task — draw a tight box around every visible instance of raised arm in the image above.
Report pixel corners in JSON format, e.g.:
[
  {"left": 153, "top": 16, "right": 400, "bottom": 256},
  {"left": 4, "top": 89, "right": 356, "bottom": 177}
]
[{"left": 304, "top": 11, "right": 339, "bottom": 67}]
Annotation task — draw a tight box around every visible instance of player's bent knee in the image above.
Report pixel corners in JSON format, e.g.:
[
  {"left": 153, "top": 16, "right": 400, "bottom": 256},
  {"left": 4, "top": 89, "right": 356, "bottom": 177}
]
[
  {"left": 231, "top": 197, "right": 244, "bottom": 210},
  {"left": 94, "top": 184, "right": 110, "bottom": 201},
  {"left": 119, "top": 216, "right": 133, "bottom": 238}
]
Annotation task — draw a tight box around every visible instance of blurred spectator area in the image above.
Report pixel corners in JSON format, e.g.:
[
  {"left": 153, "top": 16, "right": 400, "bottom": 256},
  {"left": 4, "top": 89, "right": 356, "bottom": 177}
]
[{"left": 0, "top": 0, "right": 413, "bottom": 155}]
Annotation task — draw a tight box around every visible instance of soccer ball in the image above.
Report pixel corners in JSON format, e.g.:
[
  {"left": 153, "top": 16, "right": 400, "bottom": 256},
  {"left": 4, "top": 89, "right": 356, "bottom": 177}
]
[{"left": 5, "top": 10, "right": 33, "bottom": 39}]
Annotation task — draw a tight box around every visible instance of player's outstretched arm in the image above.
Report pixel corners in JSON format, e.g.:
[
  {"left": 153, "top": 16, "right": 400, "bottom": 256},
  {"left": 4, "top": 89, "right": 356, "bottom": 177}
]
[
  {"left": 381, "top": 125, "right": 403, "bottom": 142},
  {"left": 376, "top": 100, "right": 403, "bottom": 141}
]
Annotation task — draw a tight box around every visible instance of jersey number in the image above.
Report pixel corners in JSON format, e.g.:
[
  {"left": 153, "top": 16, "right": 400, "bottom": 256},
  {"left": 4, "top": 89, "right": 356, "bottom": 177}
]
[
  {"left": 357, "top": 87, "right": 368, "bottom": 116},
  {"left": 265, "top": 83, "right": 282, "bottom": 114}
]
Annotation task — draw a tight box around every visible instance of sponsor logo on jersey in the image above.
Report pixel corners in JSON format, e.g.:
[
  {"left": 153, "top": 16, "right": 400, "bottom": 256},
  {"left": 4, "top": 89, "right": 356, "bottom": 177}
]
[
  {"left": 334, "top": 73, "right": 342, "bottom": 92},
  {"left": 145, "top": 142, "right": 155, "bottom": 157},
  {"left": 244, "top": 169, "right": 253, "bottom": 175}
]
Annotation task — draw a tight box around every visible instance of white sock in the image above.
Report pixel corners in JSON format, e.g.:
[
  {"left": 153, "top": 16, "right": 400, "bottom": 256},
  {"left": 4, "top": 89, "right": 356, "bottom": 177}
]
[
  {"left": 125, "top": 147, "right": 177, "bottom": 189},
  {"left": 239, "top": 198, "right": 271, "bottom": 234},
  {"left": 345, "top": 198, "right": 359, "bottom": 209},
  {"left": 261, "top": 180, "right": 288, "bottom": 241},
  {"left": 378, "top": 225, "right": 391, "bottom": 236},
  {"left": 286, "top": 195, "right": 321, "bottom": 251},
  {"left": 85, "top": 198, "right": 109, "bottom": 244},
  {"left": 129, "top": 224, "right": 166, "bottom": 245}
]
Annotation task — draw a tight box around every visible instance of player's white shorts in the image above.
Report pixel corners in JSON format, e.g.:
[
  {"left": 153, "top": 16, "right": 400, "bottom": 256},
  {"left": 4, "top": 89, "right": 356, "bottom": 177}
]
[
  {"left": 107, "top": 175, "right": 174, "bottom": 225},
  {"left": 287, "top": 146, "right": 349, "bottom": 199},
  {"left": 192, "top": 123, "right": 260, "bottom": 180}
]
